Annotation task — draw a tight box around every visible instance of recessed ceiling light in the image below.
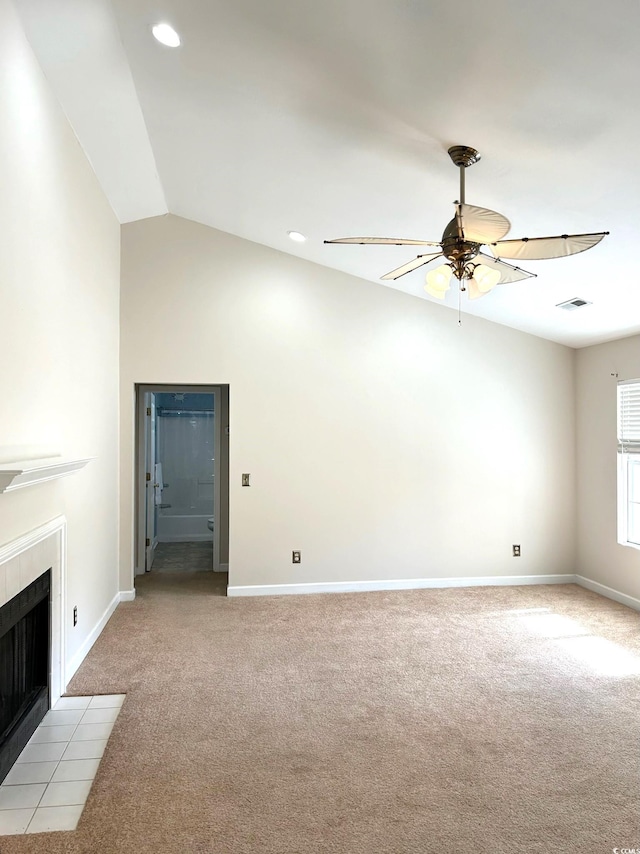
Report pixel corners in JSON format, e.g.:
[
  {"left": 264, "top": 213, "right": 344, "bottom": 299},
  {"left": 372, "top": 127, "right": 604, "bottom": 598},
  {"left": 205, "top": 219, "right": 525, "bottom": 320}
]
[
  {"left": 287, "top": 231, "right": 307, "bottom": 242},
  {"left": 152, "top": 23, "right": 181, "bottom": 47}
]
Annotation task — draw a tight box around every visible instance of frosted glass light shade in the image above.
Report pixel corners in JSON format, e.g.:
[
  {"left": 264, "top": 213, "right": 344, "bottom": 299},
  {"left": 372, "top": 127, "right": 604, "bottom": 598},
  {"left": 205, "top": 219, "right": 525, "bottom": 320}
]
[
  {"left": 473, "top": 264, "right": 501, "bottom": 292},
  {"left": 466, "top": 278, "right": 486, "bottom": 300},
  {"left": 424, "top": 265, "right": 452, "bottom": 299}
]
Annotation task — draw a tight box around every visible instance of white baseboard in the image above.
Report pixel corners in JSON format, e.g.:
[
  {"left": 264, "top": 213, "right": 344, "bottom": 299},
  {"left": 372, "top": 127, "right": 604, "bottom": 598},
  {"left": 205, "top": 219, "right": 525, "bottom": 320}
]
[
  {"left": 227, "top": 574, "right": 575, "bottom": 598},
  {"left": 228, "top": 572, "right": 640, "bottom": 612},
  {"left": 575, "top": 575, "right": 640, "bottom": 612},
  {"left": 119, "top": 590, "right": 136, "bottom": 602},
  {"left": 65, "top": 591, "right": 119, "bottom": 686}
]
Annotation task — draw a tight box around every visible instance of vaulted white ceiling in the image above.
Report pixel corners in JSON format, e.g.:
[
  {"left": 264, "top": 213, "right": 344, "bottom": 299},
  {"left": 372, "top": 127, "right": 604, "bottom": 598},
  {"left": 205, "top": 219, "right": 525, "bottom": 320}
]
[{"left": 14, "top": 0, "right": 640, "bottom": 347}]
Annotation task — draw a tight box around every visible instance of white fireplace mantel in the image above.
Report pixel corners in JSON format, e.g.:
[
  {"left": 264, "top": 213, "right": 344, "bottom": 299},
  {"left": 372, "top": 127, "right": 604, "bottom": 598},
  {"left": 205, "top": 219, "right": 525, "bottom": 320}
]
[{"left": 0, "top": 457, "right": 93, "bottom": 493}]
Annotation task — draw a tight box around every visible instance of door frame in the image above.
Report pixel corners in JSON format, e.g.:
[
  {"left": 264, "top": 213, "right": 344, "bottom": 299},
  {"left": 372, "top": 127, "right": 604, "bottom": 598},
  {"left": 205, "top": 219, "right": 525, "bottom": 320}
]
[
  {"left": 134, "top": 384, "right": 228, "bottom": 576},
  {"left": 144, "top": 391, "right": 158, "bottom": 571}
]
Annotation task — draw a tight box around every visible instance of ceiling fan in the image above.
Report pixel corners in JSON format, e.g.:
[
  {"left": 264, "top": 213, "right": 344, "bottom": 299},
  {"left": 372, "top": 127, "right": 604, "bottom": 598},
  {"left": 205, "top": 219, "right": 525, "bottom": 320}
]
[{"left": 325, "top": 146, "right": 609, "bottom": 300}]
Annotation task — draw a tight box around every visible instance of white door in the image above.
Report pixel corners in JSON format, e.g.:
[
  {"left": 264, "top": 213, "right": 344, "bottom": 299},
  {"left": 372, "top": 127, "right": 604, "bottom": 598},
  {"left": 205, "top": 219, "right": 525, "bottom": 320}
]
[{"left": 145, "top": 393, "right": 157, "bottom": 571}]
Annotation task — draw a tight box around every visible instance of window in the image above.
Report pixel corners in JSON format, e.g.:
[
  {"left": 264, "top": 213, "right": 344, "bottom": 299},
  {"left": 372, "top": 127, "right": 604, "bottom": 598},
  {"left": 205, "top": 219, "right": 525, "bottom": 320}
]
[{"left": 617, "top": 380, "right": 640, "bottom": 548}]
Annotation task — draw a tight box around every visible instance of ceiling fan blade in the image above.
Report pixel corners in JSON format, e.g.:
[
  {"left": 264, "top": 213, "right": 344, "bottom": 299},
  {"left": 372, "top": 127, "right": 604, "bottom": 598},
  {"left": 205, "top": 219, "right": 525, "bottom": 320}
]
[
  {"left": 458, "top": 203, "right": 511, "bottom": 243},
  {"left": 475, "top": 252, "right": 536, "bottom": 284},
  {"left": 490, "top": 231, "right": 609, "bottom": 261},
  {"left": 324, "top": 237, "right": 441, "bottom": 246},
  {"left": 381, "top": 253, "right": 443, "bottom": 281}
]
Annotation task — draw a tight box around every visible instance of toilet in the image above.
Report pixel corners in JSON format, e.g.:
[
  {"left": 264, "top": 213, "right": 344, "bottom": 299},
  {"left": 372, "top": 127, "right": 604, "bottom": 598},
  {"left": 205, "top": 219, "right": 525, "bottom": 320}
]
[{"left": 207, "top": 517, "right": 214, "bottom": 532}]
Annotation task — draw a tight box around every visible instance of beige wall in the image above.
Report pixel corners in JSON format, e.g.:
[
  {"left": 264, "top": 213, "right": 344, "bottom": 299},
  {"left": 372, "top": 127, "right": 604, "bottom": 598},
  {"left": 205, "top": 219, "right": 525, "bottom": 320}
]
[
  {"left": 0, "top": 0, "right": 120, "bottom": 664},
  {"left": 576, "top": 334, "right": 640, "bottom": 599},
  {"left": 120, "top": 214, "right": 576, "bottom": 591}
]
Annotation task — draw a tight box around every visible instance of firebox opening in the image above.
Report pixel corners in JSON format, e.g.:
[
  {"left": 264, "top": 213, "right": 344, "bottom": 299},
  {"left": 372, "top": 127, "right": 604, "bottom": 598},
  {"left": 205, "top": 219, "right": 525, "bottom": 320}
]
[{"left": 0, "top": 570, "right": 51, "bottom": 784}]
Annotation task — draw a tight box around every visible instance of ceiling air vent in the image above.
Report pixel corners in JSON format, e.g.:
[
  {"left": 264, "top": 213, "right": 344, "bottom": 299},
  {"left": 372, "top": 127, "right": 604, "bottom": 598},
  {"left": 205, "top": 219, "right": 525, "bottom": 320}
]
[{"left": 556, "top": 297, "right": 592, "bottom": 311}]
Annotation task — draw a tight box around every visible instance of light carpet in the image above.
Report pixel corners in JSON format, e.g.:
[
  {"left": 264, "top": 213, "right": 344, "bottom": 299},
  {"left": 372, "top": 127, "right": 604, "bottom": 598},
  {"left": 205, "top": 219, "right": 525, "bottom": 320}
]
[{"left": 2, "top": 575, "right": 639, "bottom": 853}]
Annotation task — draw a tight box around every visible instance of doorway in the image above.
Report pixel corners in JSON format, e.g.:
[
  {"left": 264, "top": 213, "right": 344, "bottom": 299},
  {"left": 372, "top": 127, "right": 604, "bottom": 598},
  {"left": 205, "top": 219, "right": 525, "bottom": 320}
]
[{"left": 135, "top": 384, "right": 229, "bottom": 585}]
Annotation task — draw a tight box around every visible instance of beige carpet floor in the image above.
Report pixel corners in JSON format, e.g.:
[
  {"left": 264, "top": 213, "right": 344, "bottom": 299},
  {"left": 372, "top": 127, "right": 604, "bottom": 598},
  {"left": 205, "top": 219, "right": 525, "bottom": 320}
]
[{"left": 3, "top": 577, "right": 639, "bottom": 853}]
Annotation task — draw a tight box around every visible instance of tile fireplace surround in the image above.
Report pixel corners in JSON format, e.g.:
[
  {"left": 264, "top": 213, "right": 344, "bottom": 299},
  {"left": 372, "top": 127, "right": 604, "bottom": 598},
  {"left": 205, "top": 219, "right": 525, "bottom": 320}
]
[{"left": 0, "top": 517, "right": 66, "bottom": 705}]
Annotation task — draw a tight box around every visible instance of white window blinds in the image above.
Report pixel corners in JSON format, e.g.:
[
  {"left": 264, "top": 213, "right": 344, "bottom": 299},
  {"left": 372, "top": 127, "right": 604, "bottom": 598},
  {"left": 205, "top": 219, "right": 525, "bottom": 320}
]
[{"left": 618, "top": 380, "right": 640, "bottom": 452}]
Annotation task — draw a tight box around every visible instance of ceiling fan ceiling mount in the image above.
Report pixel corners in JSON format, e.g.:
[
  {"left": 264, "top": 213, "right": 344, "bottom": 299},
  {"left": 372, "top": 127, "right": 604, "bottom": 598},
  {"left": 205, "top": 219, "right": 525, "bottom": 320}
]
[{"left": 447, "top": 145, "right": 481, "bottom": 169}]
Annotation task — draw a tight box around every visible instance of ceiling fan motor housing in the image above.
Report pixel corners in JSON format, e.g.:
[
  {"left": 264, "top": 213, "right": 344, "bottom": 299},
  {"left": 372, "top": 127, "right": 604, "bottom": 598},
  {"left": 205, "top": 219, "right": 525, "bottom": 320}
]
[{"left": 441, "top": 218, "right": 480, "bottom": 277}]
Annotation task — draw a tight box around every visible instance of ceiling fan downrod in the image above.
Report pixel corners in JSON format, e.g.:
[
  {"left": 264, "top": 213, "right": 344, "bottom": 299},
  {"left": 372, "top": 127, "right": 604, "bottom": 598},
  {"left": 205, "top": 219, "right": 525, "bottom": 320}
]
[{"left": 447, "top": 145, "right": 480, "bottom": 205}]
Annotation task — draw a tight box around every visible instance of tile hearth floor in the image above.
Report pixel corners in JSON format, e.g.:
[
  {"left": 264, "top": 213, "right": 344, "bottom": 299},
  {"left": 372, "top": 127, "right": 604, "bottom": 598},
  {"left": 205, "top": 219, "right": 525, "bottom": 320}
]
[{"left": 0, "top": 694, "right": 125, "bottom": 835}]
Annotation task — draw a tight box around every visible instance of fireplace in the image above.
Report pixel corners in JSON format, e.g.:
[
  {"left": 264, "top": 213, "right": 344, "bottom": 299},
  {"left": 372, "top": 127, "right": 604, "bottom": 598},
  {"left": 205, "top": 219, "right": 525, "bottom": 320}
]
[{"left": 0, "top": 570, "right": 50, "bottom": 784}]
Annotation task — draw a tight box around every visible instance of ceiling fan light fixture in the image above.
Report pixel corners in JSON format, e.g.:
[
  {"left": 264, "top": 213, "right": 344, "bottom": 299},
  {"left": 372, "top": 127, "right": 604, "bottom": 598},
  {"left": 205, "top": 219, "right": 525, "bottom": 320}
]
[
  {"left": 425, "top": 264, "right": 452, "bottom": 298},
  {"left": 425, "top": 285, "right": 448, "bottom": 299},
  {"left": 152, "top": 23, "right": 181, "bottom": 47},
  {"left": 466, "top": 278, "right": 488, "bottom": 300},
  {"left": 473, "top": 263, "right": 501, "bottom": 293}
]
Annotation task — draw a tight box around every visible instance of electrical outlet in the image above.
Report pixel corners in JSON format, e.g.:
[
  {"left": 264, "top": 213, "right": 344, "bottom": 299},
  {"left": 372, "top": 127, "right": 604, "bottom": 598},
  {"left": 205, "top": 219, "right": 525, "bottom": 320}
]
[
  {"left": 513, "top": 544, "right": 521, "bottom": 557},
  {"left": 73, "top": 606, "right": 78, "bottom": 626},
  {"left": 292, "top": 550, "right": 301, "bottom": 564}
]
